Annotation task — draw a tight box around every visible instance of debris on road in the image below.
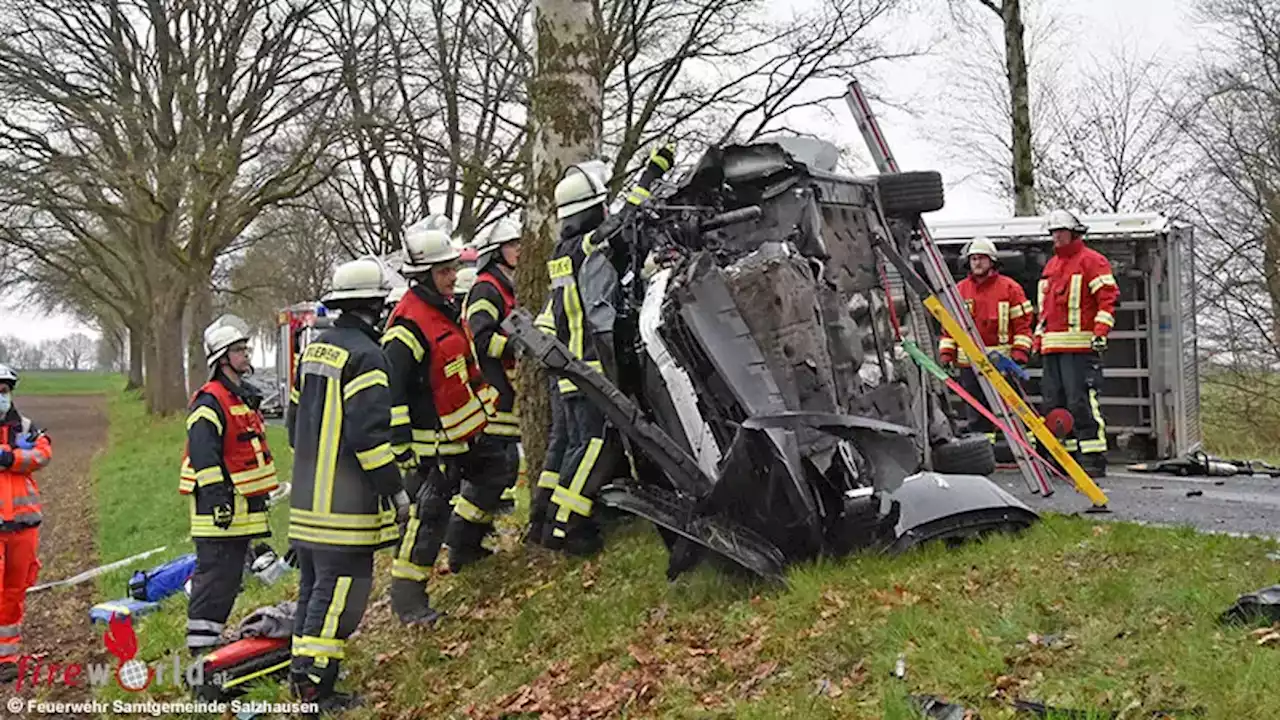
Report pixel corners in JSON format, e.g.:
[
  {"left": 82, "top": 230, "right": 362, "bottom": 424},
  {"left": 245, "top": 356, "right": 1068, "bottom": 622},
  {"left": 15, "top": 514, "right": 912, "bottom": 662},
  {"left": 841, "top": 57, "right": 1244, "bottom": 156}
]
[
  {"left": 1186, "top": 490, "right": 1204, "bottom": 498},
  {"left": 1219, "top": 584, "right": 1280, "bottom": 626},
  {"left": 911, "top": 694, "right": 976, "bottom": 720}
]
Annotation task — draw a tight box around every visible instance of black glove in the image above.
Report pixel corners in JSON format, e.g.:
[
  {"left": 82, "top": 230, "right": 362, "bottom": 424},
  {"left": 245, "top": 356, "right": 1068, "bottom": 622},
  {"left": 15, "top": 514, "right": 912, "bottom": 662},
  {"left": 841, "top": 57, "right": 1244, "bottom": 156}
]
[
  {"left": 211, "top": 500, "right": 234, "bottom": 530},
  {"left": 0, "top": 449, "right": 12, "bottom": 469},
  {"left": 392, "top": 490, "right": 411, "bottom": 526}
]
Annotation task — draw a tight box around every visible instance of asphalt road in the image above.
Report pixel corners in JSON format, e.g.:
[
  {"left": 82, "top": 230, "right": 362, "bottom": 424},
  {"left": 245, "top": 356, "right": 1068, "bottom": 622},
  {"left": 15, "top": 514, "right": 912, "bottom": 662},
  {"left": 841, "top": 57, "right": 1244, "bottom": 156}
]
[{"left": 993, "top": 466, "right": 1280, "bottom": 538}]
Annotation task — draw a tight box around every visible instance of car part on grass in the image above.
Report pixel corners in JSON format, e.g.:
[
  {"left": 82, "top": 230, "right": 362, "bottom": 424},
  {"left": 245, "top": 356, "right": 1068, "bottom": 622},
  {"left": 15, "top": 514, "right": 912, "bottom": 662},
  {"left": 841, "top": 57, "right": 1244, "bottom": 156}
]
[
  {"left": 911, "top": 694, "right": 974, "bottom": 720},
  {"left": 871, "top": 234, "right": 1109, "bottom": 509},
  {"left": 1219, "top": 584, "right": 1280, "bottom": 626},
  {"left": 886, "top": 472, "right": 1039, "bottom": 553},
  {"left": 931, "top": 434, "right": 998, "bottom": 476}
]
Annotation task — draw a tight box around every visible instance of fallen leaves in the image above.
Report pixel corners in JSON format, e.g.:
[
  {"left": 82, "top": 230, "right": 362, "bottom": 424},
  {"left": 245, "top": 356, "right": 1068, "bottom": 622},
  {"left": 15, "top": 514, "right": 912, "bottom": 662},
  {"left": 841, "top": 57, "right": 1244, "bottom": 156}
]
[
  {"left": 1251, "top": 624, "right": 1280, "bottom": 646},
  {"left": 870, "top": 583, "right": 922, "bottom": 610}
]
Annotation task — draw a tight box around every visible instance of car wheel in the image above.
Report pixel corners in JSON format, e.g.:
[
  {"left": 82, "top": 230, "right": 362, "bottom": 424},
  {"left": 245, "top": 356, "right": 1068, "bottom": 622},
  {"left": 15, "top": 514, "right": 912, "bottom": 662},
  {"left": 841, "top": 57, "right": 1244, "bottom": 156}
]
[
  {"left": 931, "top": 433, "right": 997, "bottom": 476},
  {"left": 877, "top": 171, "right": 945, "bottom": 217}
]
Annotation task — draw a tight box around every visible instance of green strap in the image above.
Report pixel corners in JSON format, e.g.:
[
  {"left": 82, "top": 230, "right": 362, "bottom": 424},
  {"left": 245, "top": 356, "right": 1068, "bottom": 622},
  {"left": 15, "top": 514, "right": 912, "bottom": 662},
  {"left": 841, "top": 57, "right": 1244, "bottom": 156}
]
[{"left": 901, "top": 340, "right": 950, "bottom": 382}]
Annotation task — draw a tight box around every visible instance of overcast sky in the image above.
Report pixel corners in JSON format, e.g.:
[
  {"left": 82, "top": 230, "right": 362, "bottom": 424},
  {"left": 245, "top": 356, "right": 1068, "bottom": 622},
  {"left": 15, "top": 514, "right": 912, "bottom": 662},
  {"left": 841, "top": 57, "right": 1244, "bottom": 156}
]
[{"left": 0, "top": 0, "right": 1198, "bottom": 342}]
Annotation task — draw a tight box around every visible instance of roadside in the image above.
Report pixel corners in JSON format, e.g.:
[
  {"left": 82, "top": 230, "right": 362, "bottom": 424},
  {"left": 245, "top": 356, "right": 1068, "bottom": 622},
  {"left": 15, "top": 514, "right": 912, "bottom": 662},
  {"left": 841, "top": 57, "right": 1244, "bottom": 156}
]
[{"left": 15, "top": 395, "right": 110, "bottom": 701}]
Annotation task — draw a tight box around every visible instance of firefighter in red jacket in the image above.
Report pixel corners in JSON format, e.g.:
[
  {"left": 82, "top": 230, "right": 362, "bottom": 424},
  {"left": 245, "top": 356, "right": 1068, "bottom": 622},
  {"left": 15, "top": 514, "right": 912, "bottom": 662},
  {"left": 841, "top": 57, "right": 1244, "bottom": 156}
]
[
  {"left": 1033, "top": 210, "right": 1119, "bottom": 476},
  {"left": 448, "top": 218, "right": 522, "bottom": 570},
  {"left": 0, "top": 364, "right": 51, "bottom": 683},
  {"left": 383, "top": 220, "right": 503, "bottom": 625},
  {"left": 938, "top": 237, "right": 1035, "bottom": 441},
  {"left": 179, "top": 315, "right": 278, "bottom": 655}
]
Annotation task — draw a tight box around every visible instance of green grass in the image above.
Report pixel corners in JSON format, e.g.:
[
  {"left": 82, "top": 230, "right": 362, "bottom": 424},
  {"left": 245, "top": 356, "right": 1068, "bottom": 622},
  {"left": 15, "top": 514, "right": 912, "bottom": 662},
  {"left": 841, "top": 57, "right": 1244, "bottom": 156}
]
[
  {"left": 1202, "top": 373, "right": 1280, "bottom": 464},
  {"left": 16, "top": 370, "right": 126, "bottom": 395},
  {"left": 83, "top": 392, "right": 1280, "bottom": 719}
]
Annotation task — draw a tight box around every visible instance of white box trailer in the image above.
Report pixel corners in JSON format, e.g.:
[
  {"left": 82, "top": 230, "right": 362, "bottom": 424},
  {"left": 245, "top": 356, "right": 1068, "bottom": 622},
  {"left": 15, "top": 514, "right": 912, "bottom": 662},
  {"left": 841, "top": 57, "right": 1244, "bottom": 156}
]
[{"left": 924, "top": 213, "right": 1201, "bottom": 462}]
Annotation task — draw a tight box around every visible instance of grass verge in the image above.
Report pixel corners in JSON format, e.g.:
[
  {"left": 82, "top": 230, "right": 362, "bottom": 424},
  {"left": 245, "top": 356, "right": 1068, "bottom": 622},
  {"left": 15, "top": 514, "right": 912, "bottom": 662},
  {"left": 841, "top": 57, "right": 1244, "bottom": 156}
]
[
  {"left": 15, "top": 370, "right": 126, "bottom": 396},
  {"left": 86, "top": 392, "right": 1280, "bottom": 719}
]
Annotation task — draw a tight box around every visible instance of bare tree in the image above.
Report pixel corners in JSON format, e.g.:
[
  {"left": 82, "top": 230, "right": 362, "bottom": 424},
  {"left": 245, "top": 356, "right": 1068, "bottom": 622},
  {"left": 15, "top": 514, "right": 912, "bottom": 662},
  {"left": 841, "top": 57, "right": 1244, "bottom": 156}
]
[
  {"left": 54, "top": 333, "right": 95, "bottom": 371},
  {"left": 0, "top": 0, "right": 343, "bottom": 413}
]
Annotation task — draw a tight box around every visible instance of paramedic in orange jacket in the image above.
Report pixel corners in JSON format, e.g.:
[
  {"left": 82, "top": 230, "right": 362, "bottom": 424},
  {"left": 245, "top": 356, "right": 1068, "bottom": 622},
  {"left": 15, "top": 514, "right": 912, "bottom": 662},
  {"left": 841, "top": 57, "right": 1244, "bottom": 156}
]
[
  {"left": 1033, "top": 210, "right": 1119, "bottom": 477},
  {"left": 0, "top": 364, "right": 52, "bottom": 683},
  {"left": 938, "top": 237, "right": 1034, "bottom": 440}
]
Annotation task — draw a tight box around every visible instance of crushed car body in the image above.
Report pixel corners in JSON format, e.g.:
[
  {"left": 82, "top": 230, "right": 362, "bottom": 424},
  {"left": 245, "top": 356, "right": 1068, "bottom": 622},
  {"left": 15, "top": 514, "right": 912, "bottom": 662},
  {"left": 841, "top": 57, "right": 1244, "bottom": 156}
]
[{"left": 504, "top": 139, "right": 1038, "bottom": 582}]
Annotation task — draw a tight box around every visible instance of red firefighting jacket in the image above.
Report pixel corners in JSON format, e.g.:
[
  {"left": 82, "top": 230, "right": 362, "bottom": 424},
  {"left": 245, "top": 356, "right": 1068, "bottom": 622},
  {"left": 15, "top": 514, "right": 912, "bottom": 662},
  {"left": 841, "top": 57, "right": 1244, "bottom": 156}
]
[
  {"left": 0, "top": 409, "right": 51, "bottom": 530},
  {"left": 385, "top": 287, "right": 491, "bottom": 456},
  {"left": 938, "top": 270, "right": 1034, "bottom": 367},
  {"left": 464, "top": 266, "right": 520, "bottom": 439},
  {"left": 179, "top": 378, "right": 278, "bottom": 497},
  {"left": 1033, "top": 237, "right": 1119, "bottom": 354}
]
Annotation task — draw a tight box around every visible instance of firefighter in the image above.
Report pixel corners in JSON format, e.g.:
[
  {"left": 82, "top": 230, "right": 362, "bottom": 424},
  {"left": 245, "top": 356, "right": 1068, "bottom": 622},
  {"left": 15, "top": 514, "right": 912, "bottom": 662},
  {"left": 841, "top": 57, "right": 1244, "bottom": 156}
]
[
  {"left": 383, "top": 221, "right": 502, "bottom": 623},
  {"left": 445, "top": 218, "right": 523, "bottom": 568},
  {"left": 534, "top": 143, "right": 675, "bottom": 555},
  {"left": 937, "top": 236, "right": 1035, "bottom": 441},
  {"left": 0, "top": 365, "right": 51, "bottom": 683},
  {"left": 180, "top": 314, "right": 278, "bottom": 656},
  {"left": 1033, "top": 210, "right": 1119, "bottom": 477},
  {"left": 286, "top": 257, "right": 410, "bottom": 712}
]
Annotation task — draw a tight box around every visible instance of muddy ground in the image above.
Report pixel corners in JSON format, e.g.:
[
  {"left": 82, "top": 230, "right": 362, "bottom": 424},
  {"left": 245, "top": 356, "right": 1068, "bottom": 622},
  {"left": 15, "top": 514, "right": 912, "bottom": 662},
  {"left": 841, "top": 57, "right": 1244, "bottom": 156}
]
[{"left": 13, "top": 395, "right": 109, "bottom": 704}]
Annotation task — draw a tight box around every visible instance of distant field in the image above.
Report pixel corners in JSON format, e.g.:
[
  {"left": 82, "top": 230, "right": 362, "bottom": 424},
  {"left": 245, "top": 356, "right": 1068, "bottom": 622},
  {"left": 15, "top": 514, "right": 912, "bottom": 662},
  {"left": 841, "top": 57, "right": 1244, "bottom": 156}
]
[{"left": 12, "top": 370, "right": 126, "bottom": 395}]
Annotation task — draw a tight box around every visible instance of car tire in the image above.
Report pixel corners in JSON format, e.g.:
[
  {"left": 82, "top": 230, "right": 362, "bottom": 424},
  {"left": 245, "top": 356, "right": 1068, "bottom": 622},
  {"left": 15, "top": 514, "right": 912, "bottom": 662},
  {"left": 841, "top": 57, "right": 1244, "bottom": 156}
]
[
  {"left": 877, "top": 171, "right": 945, "bottom": 217},
  {"left": 931, "top": 433, "right": 997, "bottom": 476}
]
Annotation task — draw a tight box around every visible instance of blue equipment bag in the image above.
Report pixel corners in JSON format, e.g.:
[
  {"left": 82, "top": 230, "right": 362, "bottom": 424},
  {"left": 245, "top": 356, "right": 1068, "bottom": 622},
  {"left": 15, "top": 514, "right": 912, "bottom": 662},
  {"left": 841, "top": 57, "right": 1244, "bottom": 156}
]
[
  {"left": 128, "top": 553, "right": 197, "bottom": 602},
  {"left": 90, "top": 598, "right": 160, "bottom": 625}
]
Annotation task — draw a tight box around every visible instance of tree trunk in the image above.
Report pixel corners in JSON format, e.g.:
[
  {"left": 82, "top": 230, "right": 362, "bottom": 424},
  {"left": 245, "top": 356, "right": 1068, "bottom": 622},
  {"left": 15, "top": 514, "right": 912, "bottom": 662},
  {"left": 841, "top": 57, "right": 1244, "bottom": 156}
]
[
  {"left": 1002, "top": 0, "right": 1037, "bottom": 216},
  {"left": 127, "top": 322, "right": 145, "bottom": 390},
  {"left": 186, "top": 277, "right": 214, "bottom": 396},
  {"left": 145, "top": 288, "right": 190, "bottom": 415},
  {"left": 516, "top": 0, "right": 604, "bottom": 476}
]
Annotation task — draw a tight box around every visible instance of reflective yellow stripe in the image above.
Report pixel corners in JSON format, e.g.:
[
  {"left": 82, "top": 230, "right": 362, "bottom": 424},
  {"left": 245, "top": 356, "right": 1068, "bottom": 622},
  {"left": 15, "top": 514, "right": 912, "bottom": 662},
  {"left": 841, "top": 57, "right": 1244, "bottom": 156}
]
[
  {"left": 194, "top": 466, "right": 223, "bottom": 488},
  {"left": 232, "top": 466, "right": 279, "bottom": 496},
  {"left": 344, "top": 369, "right": 388, "bottom": 401},
  {"left": 187, "top": 406, "right": 223, "bottom": 435},
  {"left": 1068, "top": 274, "right": 1082, "bottom": 332},
  {"left": 1012, "top": 335, "right": 1034, "bottom": 350},
  {"left": 356, "top": 442, "right": 395, "bottom": 471},
  {"left": 289, "top": 388, "right": 300, "bottom": 404},
  {"left": 190, "top": 496, "right": 269, "bottom": 538},
  {"left": 289, "top": 514, "right": 397, "bottom": 547},
  {"left": 582, "top": 230, "right": 599, "bottom": 255},
  {"left": 1037, "top": 279, "right": 1048, "bottom": 316},
  {"left": 1094, "top": 310, "right": 1115, "bottom": 328},
  {"left": 228, "top": 404, "right": 253, "bottom": 416},
  {"left": 487, "top": 333, "right": 508, "bottom": 359},
  {"left": 453, "top": 496, "right": 493, "bottom": 524},
  {"left": 554, "top": 438, "right": 602, "bottom": 522},
  {"left": 626, "top": 186, "right": 651, "bottom": 206},
  {"left": 291, "top": 508, "right": 387, "bottom": 529},
  {"left": 565, "top": 284, "right": 584, "bottom": 359},
  {"left": 1088, "top": 274, "right": 1116, "bottom": 293},
  {"left": 537, "top": 471, "right": 560, "bottom": 489},
  {"left": 1079, "top": 388, "right": 1108, "bottom": 454},
  {"left": 294, "top": 635, "right": 345, "bottom": 660},
  {"left": 997, "top": 301, "right": 1010, "bottom": 345},
  {"left": 314, "top": 377, "right": 343, "bottom": 514},
  {"left": 320, "top": 578, "right": 351, "bottom": 640},
  {"left": 390, "top": 405, "right": 410, "bottom": 427},
  {"left": 467, "top": 299, "right": 500, "bottom": 321},
  {"left": 938, "top": 338, "right": 957, "bottom": 351},
  {"left": 382, "top": 325, "right": 425, "bottom": 362},
  {"left": 391, "top": 558, "right": 430, "bottom": 582},
  {"left": 547, "top": 256, "right": 573, "bottom": 279},
  {"left": 1041, "top": 330, "right": 1094, "bottom": 350},
  {"left": 301, "top": 342, "right": 350, "bottom": 369},
  {"left": 534, "top": 303, "right": 556, "bottom": 333}
]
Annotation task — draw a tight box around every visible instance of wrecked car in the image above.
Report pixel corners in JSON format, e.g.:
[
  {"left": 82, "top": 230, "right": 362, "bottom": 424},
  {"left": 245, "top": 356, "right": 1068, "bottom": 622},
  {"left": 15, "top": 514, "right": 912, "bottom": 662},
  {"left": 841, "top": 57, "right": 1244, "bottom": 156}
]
[{"left": 504, "top": 139, "right": 1038, "bottom": 582}]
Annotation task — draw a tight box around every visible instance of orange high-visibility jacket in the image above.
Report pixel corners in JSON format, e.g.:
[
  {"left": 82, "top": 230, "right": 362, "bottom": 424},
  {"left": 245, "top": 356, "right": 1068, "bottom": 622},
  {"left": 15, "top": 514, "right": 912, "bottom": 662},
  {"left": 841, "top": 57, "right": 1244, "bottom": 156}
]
[
  {"left": 1033, "top": 238, "right": 1119, "bottom": 354},
  {"left": 938, "top": 270, "right": 1034, "bottom": 367},
  {"left": 0, "top": 410, "right": 52, "bottom": 529}
]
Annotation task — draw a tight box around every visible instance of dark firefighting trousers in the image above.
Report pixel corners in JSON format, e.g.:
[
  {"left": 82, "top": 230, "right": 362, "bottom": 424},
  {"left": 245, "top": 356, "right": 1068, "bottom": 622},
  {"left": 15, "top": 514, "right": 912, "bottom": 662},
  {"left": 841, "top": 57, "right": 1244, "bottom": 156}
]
[
  {"left": 444, "top": 435, "right": 520, "bottom": 561},
  {"left": 1041, "top": 352, "right": 1108, "bottom": 457},
  {"left": 291, "top": 547, "right": 373, "bottom": 689},
  {"left": 542, "top": 395, "right": 623, "bottom": 548},
  {"left": 529, "top": 378, "right": 568, "bottom": 541},
  {"left": 187, "top": 537, "right": 250, "bottom": 653},
  {"left": 0, "top": 526, "right": 39, "bottom": 664},
  {"left": 392, "top": 437, "right": 511, "bottom": 582},
  {"left": 958, "top": 368, "right": 995, "bottom": 438}
]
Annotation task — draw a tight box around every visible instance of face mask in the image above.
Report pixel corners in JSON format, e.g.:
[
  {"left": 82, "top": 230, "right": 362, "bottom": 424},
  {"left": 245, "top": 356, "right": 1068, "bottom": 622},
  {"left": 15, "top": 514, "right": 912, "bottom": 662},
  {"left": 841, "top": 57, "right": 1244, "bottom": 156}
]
[{"left": 0, "top": 394, "right": 10, "bottom": 416}]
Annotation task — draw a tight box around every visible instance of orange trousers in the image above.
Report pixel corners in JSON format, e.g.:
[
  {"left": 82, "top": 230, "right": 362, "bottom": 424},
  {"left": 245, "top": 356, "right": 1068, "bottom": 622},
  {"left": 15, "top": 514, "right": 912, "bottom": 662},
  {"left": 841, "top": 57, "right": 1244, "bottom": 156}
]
[{"left": 0, "top": 526, "right": 40, "bottom": 663}]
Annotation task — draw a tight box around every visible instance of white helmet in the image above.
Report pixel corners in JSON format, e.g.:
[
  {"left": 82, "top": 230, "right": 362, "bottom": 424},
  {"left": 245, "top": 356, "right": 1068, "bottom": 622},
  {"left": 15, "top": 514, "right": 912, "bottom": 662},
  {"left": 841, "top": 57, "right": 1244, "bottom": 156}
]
[
  {"left": 204, "top": 314, "right": 252, "bottom": 368},
  {"left": 454, "top": 266, "right": 478, "bottom": 296},
  {"left": 0, "top": 363, "right": 17, "bottom": 387},
  {"left": 1046, "top": 209, "right": 1087, "bottom": 235},
  {"left": 962, "top": 236, "right": 999, "bottom": 260},
  {"left": 402, "top": 220, "right": 460, "bottom": 275},
  {"left": 555, "top": 160, "right": 610, "bottom": 219},
  {"left": 322, "top": 257, "right": 392, "bottom": 303},
  {"left": 473, "top": 217, "right": 522, "bottom": 264}
]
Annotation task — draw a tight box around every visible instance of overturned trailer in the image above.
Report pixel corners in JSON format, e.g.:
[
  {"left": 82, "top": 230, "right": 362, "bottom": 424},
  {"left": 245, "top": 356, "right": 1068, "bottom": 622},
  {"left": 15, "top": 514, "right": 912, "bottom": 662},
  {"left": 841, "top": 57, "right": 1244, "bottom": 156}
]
[{"left": 505, "top": 141, "right": 1039, "bottom": 582}]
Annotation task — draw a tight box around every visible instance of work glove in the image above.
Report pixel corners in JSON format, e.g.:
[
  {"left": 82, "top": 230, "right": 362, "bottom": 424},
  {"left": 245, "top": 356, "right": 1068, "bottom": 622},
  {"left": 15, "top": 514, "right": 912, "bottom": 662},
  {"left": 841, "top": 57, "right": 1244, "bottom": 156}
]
[
  {"left": 938, "top": 350, "right": 955, "bottom": 368},
  {"left": 1090, "top": 335, "right": 1108, "bottom": 353},
  {"left": 15, "top": 433, "right": 36, "bottom": 450},
  {"left": 392, "top": 490, "right": 411, "bottom": 526},
  {"left": 0, "top": 449, "right": 12, "bottom": 469},
  {"left": 211, "top": 500, "right": 234, "bottom": 530},
  {"left": 649, "top": 141, "right": 676, "bottom": 174},
  {"left": 395, "top": 449, "right": 417, "bottom": 475}
]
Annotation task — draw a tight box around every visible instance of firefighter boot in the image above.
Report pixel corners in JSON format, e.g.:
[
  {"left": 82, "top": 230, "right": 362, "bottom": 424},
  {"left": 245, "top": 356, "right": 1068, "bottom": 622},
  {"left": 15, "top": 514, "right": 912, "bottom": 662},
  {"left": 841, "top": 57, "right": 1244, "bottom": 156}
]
[
  {"left": 1081, "top": 453, "right": 1108, "bottom": 478},
  {"left": 290, "top": 670, "right": 363, "bottom": 716},
  {"left": 0, "top": 661, "right": 18, "bottom": 684},
  {"left": 389, "top": 579, "right": 442, "bottom": 627},
  {"left": 445, "top": 518, "right": 496, "bottom": 573}
]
